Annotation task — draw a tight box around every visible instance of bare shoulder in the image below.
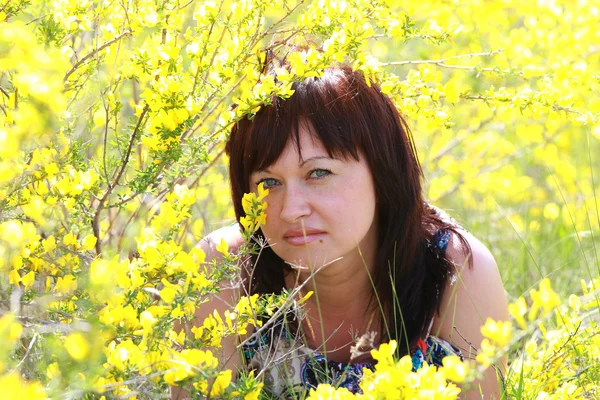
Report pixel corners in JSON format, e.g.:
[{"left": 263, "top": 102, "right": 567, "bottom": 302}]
[
  {"left": 446, "top": 229, "right": 501, "bottom": 289},
  {"left": 433, "top": 229, "right": 509, "bottom": 341},
  {"left": 432, "top": 229, "right": 509, "bottom": 398},
  {"left": 198, "top": 223, "right": 245, "bottom": 262}
]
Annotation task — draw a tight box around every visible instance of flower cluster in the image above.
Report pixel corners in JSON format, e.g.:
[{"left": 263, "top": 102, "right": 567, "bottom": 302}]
[{"left": 240, "top": 182, "right": 269, "bottom": 239}]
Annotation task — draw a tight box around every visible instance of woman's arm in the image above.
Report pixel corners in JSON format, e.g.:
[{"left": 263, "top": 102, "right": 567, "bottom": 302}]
[
  {"left": 171, "top": 224, "right": 246, "bottom": 400},
  {"left": 432, "top": 230, "right": 509, "bottom": 400}
]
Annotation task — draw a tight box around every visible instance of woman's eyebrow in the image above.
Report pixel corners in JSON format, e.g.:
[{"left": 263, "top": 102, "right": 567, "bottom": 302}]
[
  {"left": 252, "top": 156, "right": 335, "bottom": 174},
  {"left": 298, "top": 155, "right": 335, "bottom": 167}
]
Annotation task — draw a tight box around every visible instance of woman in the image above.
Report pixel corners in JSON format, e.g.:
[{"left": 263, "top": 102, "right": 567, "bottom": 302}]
[{"left": 190, "top": 65, "right": 508, "bottom": 399}]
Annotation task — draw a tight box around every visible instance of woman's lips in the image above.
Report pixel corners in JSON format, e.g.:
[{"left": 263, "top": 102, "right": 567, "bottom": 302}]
[{"left": 283, "top": 229, "right": 326, "bottom": 246}]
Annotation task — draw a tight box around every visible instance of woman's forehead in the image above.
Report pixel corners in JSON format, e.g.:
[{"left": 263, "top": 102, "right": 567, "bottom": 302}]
[{"left": 251, "top": 133, "right": 331, "bottom": 173}]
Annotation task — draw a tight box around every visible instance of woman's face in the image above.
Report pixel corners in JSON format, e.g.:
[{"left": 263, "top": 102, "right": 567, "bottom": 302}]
[{"left": 249, "top": 124, "right": 378, "bottom": 271}]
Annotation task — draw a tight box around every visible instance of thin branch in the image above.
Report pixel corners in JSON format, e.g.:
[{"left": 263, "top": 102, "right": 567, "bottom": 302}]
[
  {"left": 254, "top": 0, "right": 304, "bottom": 46},
  {"left": 385, "top": 50, "right": 502, "bottom": 66},
  {"left": 181, "top": 73, "right": 246, "bottom": 142},
  {"left": 102, "top": 100, "right": 111, "bottom": 184},
  {"left": 12, "top": 333, "right": 38, "bottom": 372},
  {"left": 430, "top": 117, "right": 494, "bottom": 164},
  {"left": 92, "top": 104, "right": 149, "bottom": 255},
  {"left": 201, "top": 13, "right": 231, "bottom": 90},
  {"left": 179, "top": 0, "right": 195, "bottom": 9},
  {"left": 187, "top": 147, "right": 225, "bottom": 189},
  {"left": 0, "top": 85, "right": 9, "bottom": 98},
  {"left": 64, "top": 30, "right": 133, "bottom": 81},
  {"left": 26, "top": 14, "right": 49, "bottom": 26},
  {"left": 191, "top": 0, "right": 225, "bottom": 95}
]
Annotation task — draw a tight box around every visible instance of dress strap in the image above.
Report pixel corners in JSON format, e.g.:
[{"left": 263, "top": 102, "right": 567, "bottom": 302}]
[
  {"left": 432, "top": 228, "right": 451, "bottom": 254},
  {"left": 426, "top": 228, "right": 452, "bottom": 336}
]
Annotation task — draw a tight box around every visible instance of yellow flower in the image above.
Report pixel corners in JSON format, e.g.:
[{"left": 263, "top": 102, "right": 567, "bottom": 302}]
[
  {"left": 44, "top": 162, "right": 60, "bottom": 178},
  {"left": 543, "top": 203, "right": 560, "bottom": 220},
  {"left": 42, "top": 235, "right": 56, "bottom": 253},
  {"left": 0, "top": 313, "right": 23, "bottom": 341},
  {"left": 307, "top": 384, "right": 354, "bottom": 400},
  {"left": 172, "top": 304, "right": 184, "bottom": 318},
  {"left": 240, "top": 183, "right": 269, "bottom": 237},
  {"left": 63, "top": 232, "right": 77, "bottom": 246},
  {"left": 55, "top": 274, "right": 78, "bottom": 295},
  {"left": 243, "top": 374, "right": 263, "bottom": 400},
  {"left": 256, "top": 182, "right": 269, "bottom": 201},
  {"left": 480, "top": 318, "right": 512, "bottom": 347},
  {"left": 298, "top": 290, "right": 314, "bottom": 305},
  {"left": 0, "top": 373, "right": 46, "bottom": 400},
  {"left": 568, "top": 294, "right": 581, "bottom": 312},
  {"left": 475, "top": 339, "right": 497, "bottom": 368},
  {"left": 46, "top": 362, "right": 61, "bottom": 380},
  {"left": 241, "top": 192, "right": 256, "bottom": 215},
  {"left": 255, "top": 207, "right": 267, "bottom": 227},
  {"left": 216, "top": 237, "right": 229, "bottom": 257},
  {"left": 442, "top": 355, "right": 468, "bottom": 383},
  {"left": 529, "top": 278, "right": 561, "bottom": 320},
  {"left": 509, "top": 297, "right": 527, "bottom": 329},
  {"left": 210, "top": 370, "right": 232, "bottom": 397},
  {"left": 21, "top": 270, "right": 36, "bottom": 289},
  {"left": 371, "top": 340, "right": 397, "bottom": 366},
  {"left": 8, "top": 269, "right": 21, "bottom": 286},
  {"left": 139, "top": 310, "right": 157, "bottom": 335},
  {"left": 240, "top": 215, "right": 254, "bottom": 233},
  {"left": 22, "top": 195, "right": 46, "bottom": 224},
  {"left": 160, "top": 286, "right": 178, "bottom": 304},
  {"left": 64, "top": 332, "right": 90, "bottom": 361},
  {"left": 80, "top": 234, "right": 97, "bottom": 251}
]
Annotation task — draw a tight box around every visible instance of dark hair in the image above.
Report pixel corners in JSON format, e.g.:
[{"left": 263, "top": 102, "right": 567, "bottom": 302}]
[{"left": 225, "top": 64, "right": 470, "bottom": 354}]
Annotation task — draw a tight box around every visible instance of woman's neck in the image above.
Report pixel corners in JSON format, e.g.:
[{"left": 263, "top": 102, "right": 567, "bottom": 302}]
[
  {"left": 284, "top": 252, "right": 382, "bottom": 363},
  {"left": 286, "top": 247, "right": 377, "bottom": 313}
]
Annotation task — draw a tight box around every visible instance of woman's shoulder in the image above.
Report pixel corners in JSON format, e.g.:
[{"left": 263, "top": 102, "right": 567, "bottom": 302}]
[
  {"left": 427, "top": 206, "right": 508, "bottom": 344},
  {"left": 444, "top": 225, "right": 496, "bottom": 278},
  {"left": 433, "top": 210, "right": 503, "bottom": 313},
  {"left": 432, "top": 219, "right": 509, "bottom": 396},
  {"left": 197, "top": 222, "right": 245, "bottom": 261},
  {"left": 427, "top": 204, "right": 494, "bottom": 270}
]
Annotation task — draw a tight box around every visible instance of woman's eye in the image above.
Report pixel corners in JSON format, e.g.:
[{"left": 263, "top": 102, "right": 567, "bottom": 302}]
[
  {"left": 309, "top": 169, "right": 331, "bottom": 179},
  {"left": 258, "top": 178, "right": 279, "bottom": 188}
]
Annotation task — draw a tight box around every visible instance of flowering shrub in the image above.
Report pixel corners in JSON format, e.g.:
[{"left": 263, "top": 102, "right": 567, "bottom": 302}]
[{"left": 1, "top": 0, "right": 599, "bottom": 399}]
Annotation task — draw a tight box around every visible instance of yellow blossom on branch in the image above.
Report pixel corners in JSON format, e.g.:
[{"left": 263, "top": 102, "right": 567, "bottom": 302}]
[{"left": 480, "top": 318, "right": 512, "bottom": 347}]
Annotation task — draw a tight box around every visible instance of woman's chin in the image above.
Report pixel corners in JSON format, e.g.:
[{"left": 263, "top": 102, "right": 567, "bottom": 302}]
[{"left": 279, "top": 252, "right": 341, "bottom": 273}]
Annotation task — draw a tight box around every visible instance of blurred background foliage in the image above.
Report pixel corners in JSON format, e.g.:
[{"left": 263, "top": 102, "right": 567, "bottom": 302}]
[{"left": 0, "top": 0, "right": 599, "bottom": 398}]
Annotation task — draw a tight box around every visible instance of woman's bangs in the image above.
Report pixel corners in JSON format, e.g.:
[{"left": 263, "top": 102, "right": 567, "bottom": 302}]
[
  {"left": 294, "top": 71, "right": 364, "bottom": 162},
  {"left": 243, "top": 67, "right": 377, "bottom": 182},
  {"left": 244, "top": 97, "right": 300, "bottom": 174}
]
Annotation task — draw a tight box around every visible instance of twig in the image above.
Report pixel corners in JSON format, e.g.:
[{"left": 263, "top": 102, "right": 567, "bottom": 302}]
[
  {"left": 26, "top": 14, "right": 49, "bottom": 26},
  {"left": 191, "top": 0, "right": 225, "bottom": 95},
  {"left": 254, "top": 0, "right": 304, "bottom": 47},
  {"left": 430, "top": 117, "right": 494, "bottom": 164},
  {"left": 179, "top": 0, "right": 195, "bottom": 10},
  {"left": 102, "top": 99, "right": 111, "bottom": 184},
  {"left": 64, "top": 30, "right": 133, "bottom": 81},
  {"left": 384, "top": 50, "right": 503, "bottom": 67},
  {"left": 181, "top": 73, "right": 246, "bottom": 142},
  {"left": 92, "top": 104, "right": 149, "bottom": 255},
  {"left": 200, "top": 12, "right": 231, "bottom": 92},
  {"left": 0, "top": 85, "right": 9, "bottom": 98},
  {"left": 12, "top": 333, "right": 38, "bottom": 372}
]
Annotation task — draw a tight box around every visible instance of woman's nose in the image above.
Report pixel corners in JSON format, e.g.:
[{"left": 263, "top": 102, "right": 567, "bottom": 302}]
[{"left": 279, "top": 184, "right": 311, "bottom": 223}]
